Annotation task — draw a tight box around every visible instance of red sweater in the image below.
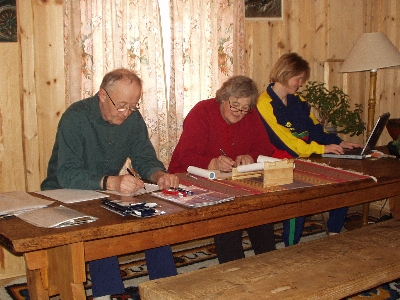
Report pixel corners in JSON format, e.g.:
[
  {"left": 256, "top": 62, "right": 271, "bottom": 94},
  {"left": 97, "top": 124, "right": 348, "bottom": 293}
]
[{"left": 168, "top": 98, "right": 292, "bottom": 173}]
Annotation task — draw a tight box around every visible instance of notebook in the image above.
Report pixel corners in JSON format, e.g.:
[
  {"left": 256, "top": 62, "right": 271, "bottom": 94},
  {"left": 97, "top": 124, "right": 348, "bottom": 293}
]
[{"left": 321, "top": 112, "right": 390, "bottom": 159}]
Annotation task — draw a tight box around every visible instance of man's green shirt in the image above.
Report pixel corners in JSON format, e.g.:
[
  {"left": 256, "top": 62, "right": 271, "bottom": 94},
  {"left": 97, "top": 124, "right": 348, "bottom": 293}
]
[{"left": 41, "top": 94, "right": 166, "bottom": 190}]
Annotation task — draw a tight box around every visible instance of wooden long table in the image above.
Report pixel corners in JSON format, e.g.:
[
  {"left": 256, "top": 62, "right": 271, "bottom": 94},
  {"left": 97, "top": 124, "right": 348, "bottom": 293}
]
[{"left": 1, "top": 152, "right": 400, "bottom": 299}]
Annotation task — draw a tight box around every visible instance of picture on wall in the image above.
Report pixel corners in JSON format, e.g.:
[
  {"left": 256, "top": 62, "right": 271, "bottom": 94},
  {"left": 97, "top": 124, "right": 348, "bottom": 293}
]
[
  {"left": 0, "top": 0, "right": 17, "bottom": 42},
  {"left": 245, "top": 0, "right": 282, "bottom": 19}
]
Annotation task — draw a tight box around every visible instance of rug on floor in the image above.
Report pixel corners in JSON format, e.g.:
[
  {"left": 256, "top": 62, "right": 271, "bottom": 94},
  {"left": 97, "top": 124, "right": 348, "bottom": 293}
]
[{"left": 2, "top": 213, "right": 399, "bottom": 300}]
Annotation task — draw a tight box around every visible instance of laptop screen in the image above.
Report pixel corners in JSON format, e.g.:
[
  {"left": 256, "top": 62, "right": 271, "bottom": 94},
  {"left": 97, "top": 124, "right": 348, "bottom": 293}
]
[{"left": 361, "top": 112, "right": 390, "bottom": 155}]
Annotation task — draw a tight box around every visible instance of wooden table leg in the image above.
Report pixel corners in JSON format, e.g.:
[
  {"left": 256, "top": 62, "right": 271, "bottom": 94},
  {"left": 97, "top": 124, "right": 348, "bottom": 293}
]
[
  {"left": 25, "top": 250, "right": 50, "bottom": 300},
  {"left": 24, "top": 243, "right": 86, "bottom": 300},
  {"left": 389, "top": 195, "right": 400, "bottom": 218},
  {"left": 48, "top": 242, "right": 86, "bottom": 300},
  {"left": 26, "top": 268, "right": 50, "bottom": 300},
  {"left": 362, "top": 203, "right": 369, "bottom": 226}
]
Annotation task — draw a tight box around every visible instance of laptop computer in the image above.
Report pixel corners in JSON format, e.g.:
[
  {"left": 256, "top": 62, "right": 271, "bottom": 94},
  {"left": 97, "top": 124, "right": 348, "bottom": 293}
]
[{"left": 321, "top": 112, "right": 390, "bottom": 159}]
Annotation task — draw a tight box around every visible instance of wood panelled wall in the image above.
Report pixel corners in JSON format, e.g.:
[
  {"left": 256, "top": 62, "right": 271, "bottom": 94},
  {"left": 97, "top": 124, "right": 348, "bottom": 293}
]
[
  {"left": 0, "top": 0, "right": 399, "bottom": 193},
  {"left": 246, "top": 0, "right": 400, "bottom": 146}
]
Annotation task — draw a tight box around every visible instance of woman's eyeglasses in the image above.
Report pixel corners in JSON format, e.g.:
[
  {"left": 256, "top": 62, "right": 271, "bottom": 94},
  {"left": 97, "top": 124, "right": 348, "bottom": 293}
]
[
  {"left": 104, "top": 89, "right": 140, "bottom": 112},
  {"left": 229, "top": 100, "right": 251, "bottom": 114}
]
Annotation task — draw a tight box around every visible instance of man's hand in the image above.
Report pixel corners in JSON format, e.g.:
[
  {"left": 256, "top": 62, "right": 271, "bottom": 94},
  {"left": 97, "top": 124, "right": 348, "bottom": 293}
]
[
  {"left": 106, "top": 175, "right": 145, "bottom": 194},
  {"left": 151, "top": 170, "right": 179, "bottom": 189}
]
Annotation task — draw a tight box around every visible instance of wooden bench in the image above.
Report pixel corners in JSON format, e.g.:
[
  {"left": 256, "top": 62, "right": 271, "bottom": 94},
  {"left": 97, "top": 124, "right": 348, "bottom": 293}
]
[{"left": 139, "top": 218, "right": 400, "bottom": 299}]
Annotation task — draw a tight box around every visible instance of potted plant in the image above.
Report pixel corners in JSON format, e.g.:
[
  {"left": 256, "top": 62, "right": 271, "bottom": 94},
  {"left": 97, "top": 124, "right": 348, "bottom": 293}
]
[{"left": 298, "top": 81, "right": 366, "bottom": 137}]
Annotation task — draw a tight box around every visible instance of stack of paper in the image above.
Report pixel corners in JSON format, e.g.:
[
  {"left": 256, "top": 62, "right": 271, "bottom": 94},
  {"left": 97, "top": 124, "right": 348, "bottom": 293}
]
[
  {"left": 17, "top": 205, "right": 97, "bottom": 228},
  {"left": 0, "top": 191, "right": 54, "bottom": 218}
]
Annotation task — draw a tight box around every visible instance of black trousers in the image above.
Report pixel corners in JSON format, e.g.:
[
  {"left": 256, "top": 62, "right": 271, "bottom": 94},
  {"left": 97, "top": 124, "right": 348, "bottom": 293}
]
[{"left": 214, "top": 223, "right": 276, "bottom": 264}]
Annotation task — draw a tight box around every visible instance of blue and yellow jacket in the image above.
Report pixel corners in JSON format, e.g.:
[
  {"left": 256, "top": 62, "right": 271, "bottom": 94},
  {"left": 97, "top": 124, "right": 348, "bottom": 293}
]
[{"left": 257, "top": 83, "right": 342, "bottom": 158}]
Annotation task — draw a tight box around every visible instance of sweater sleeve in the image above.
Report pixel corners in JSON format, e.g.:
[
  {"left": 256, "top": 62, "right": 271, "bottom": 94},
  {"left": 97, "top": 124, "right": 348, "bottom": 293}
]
[{"left": 257, "top": 91, "right": 326, "bottom": 157}]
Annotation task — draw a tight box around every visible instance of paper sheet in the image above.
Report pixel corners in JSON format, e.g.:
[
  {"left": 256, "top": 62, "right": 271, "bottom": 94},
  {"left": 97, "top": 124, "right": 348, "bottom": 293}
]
[
  {"left": 236, "top": 156, "right": 283, "bottom": 173},
  {"left": 0, "top": 191, "right": 54, "bottom": 217},
  {"left": 236, "top": 162, "right": 265, "bottom": 172},
  {"left": 34, "top": 189, "right": 109, "bottom": 203},
  {"left": 187, "top": 166, "right": 216, "bottom": 179},
  {"left": 17, "top": 205, "right": 97, "bottom": 228},
  {"left": 257, "top": 155, "right": 282, "bottom": 163}
]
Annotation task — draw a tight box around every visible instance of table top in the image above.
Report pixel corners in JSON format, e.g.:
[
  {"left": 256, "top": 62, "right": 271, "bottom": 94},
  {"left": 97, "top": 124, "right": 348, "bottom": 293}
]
[{"left": 1, "top": 147, "right": 400, "bottom": 255}]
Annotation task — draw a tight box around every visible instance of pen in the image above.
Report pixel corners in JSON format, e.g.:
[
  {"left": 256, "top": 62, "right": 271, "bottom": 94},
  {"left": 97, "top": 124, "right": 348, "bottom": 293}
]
[
  {"left": 219, "top": 148, "right": 237, "bottom": 167},
  {"left": 127, "top": 168, "right": 146, "bottom": 190}
]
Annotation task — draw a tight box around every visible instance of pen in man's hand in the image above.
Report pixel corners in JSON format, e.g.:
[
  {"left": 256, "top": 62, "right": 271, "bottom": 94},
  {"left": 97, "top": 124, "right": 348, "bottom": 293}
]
[{"left": 126, "top": 168, "right": 146, "bottom": 190}]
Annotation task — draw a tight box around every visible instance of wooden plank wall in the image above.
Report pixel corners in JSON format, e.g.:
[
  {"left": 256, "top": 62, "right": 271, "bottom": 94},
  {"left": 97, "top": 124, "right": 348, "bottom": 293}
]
[
  {"left": 0, "top": 0, "right": 64, "bottom": 193},
  {"left": 246, "top": 0, "right": 400, "bottom": 145},
  {"left": 0, "top": 0, "right": 399, "bottom": 193}
]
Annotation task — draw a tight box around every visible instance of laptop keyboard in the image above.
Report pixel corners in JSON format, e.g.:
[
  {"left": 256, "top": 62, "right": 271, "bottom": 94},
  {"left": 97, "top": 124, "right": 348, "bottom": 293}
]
[{"left": 343, "top": 147, "right": 363, "bottom": 155}]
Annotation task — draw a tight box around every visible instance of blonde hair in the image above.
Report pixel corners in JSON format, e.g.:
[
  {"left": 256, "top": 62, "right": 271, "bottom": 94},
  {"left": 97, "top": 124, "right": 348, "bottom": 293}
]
[{"left": 270, "top": 53, "right": 310, "bottom": 86}]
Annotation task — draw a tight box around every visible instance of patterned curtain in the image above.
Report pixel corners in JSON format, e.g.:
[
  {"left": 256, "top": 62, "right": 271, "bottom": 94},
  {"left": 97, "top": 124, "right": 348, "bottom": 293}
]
[
  {"left": 64, "top": 0, "right": 170, "bottom": 165},
  {"left": 168, "top": 0, "right": 246, "bottom": 158},
  {"left": 64, "top": 0, "right": 245, "bottom": 167}
]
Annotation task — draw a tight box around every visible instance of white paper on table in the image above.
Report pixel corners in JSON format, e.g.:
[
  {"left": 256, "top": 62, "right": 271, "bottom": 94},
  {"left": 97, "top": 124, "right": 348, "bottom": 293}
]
[
  {"left": 257, "top": 155, "right": 282, "bottom": 163},
  {"left": 0, "top": 191, "right": 54, "bottom": 217},
  {"left": 187, "top": 166, "right": 216, "bottom": 180},
  {"left": 236, "top": 156, "right": 284, "bottom": 173},
  {"left": 34, "top": 189, "right": 109, "bottom": 204},
  {"left": 17, "top": 205, "right": 97, "bottom": 228},
  {"left": 236, "top": 162, "right": 264, "bottom": 173}
]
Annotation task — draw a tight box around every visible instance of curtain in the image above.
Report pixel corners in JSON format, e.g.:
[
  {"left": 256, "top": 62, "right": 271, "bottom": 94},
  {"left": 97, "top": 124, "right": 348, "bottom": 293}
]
[
  {"left": 64, "top": 0, "right": 245, "bottom": 166},
  {"left": 64, "top": 0, "right": 170, "bottom": 164},
  {"left": 168, "top": 0, "right": 246, "bottom": 158}
]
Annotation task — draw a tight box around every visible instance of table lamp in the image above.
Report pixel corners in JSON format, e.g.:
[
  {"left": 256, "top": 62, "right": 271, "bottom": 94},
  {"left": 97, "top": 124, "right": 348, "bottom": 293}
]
[
  {"left": 339, "top": 32, "right": 400, "bottom": 137},
  {"left": 339, "top": 32, "right": 400, "bottom": 227}
]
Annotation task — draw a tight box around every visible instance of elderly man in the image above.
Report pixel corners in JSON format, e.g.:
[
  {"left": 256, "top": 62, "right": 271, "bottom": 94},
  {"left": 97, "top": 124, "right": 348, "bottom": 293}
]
[{"left": 42, "top": 68, "right": 179, "bottom": 300}]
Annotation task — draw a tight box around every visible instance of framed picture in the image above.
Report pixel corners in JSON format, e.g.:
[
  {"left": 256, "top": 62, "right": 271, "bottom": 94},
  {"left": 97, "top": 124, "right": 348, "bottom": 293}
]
[
  {"left": 245, "top": 0, "right": 282, "bottom": 20},
  {"left": 0, "top": 0, "right": 17, "bottom": 42}
]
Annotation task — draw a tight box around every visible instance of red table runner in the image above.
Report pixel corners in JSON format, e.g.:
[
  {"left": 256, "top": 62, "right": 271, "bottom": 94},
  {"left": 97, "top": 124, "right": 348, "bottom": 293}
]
[{"left": 177, "top": 159, "right": 374, "bottom": 198}]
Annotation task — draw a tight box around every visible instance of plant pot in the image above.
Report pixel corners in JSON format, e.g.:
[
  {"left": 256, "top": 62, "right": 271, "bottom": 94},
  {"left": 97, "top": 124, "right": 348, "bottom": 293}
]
[
  {"left": 387, "top": 141, "right": 400, "bottom": 158},
  {"left": 325, "top": 124, "right": 337, "bottom": 135},
  {"left": 386, "top": 118, "right": 400, "bottom": 140}
]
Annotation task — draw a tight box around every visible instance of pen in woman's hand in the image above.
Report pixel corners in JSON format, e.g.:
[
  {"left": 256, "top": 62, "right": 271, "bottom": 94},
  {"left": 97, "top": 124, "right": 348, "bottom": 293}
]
[
  {"left": 126, "top": 168, "right": 146, "bottom": 190},
  {"left": 219, "top": 148, "right": 237, "bottom": 168}
]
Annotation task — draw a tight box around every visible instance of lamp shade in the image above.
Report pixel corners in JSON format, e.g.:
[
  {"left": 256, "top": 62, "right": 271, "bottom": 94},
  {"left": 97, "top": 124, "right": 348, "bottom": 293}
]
[{"left": 339, "top": 32, "right": 400, "bottom": 73}]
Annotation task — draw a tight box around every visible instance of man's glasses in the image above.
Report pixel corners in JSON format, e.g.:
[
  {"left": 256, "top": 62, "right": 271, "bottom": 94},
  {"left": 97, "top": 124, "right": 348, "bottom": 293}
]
[
  {"left": 229, "top": 99, "right": 251, "bottom": 114},
  {"left": 104, "top": 89, "right": 140, "bottom": 112}
]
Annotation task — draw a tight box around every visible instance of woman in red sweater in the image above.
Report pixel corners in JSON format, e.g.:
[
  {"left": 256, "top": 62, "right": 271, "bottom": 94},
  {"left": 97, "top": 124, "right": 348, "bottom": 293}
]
[{"left": 169, "top": 75, "right": 292, "bottom": 263}]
